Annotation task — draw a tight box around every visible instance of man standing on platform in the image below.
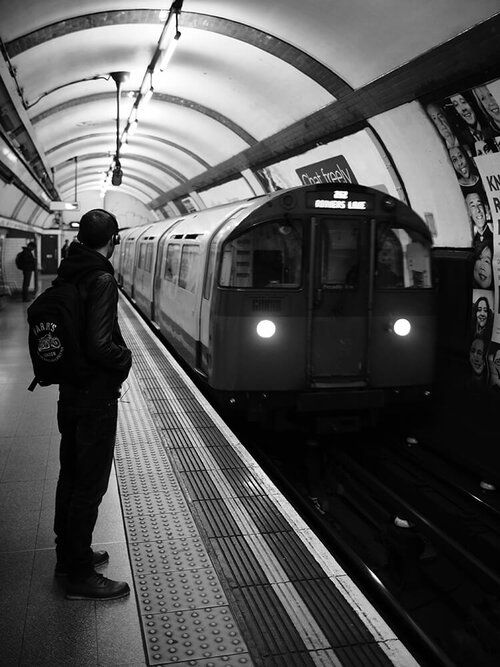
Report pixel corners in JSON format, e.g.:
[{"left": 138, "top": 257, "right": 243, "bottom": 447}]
[
  {"left": 16, "top": 240, "right": 36, "bottom": 301},
  {"left": 53, "top": 209, "right": 132, "bottom": 600}
]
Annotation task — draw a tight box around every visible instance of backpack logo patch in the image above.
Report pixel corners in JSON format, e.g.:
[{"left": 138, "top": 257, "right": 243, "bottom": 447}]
[{"left": 34, "top": 325, "right": 64, "bottom": 363}]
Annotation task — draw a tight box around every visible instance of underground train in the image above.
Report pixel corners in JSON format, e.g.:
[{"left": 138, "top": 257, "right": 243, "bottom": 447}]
[{"left": 115, "top": 184, "right": 436, "bottom": 431}]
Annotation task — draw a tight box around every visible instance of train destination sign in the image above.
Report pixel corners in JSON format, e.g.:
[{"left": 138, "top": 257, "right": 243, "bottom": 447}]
[{"left": 306, "top": 190, "right": 374, "bottom": 211}]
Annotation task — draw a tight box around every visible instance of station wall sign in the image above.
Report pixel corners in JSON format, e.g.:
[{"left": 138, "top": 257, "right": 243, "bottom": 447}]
[{"left": 295, "top": 156, "right": 357, "bottom": 186}]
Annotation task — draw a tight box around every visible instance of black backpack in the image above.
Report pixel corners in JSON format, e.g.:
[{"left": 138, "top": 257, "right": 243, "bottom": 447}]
[
  {"left": 15, "top": 252, "right": 24, "bottom": 270},
  {"left": 27, "top": 273, "right": 102, "bottom": 391}
]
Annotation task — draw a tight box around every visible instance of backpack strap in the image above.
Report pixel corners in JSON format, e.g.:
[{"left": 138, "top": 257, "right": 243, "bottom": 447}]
[{"left": 27, "top": 377, "right": 38, "bottom": 392}]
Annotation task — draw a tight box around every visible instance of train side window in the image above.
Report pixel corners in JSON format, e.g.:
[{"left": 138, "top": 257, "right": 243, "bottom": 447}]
[
  {"left": 145, "top": 244, "right": 153, "bottom": 273},
  {"left": 138, "top": 242, "right": 147, "bottom": 269},
  {"left": 320, "top": 220, "right": 359, "bottom": 289},
  {"left": 125, "top": 240, "right": 134, "bottom": 270},
  {"left": 376, "top": 224, "right": 432, "bottom": 289},
  {"left": 219, "top": 220, "right": 302, "bottom": 288},
  {"left": 164, "top": 243, "right": 180, "bottom": 283},
  {"left": 179, "top": 244, "right": 200, "bottom": 292},
  {"left": 204, "top": 241, "right": 217, "bottom": 300}
]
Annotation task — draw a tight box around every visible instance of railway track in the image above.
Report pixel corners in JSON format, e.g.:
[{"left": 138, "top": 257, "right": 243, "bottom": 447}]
[{"left": 240, "top": 426, "right": 500, "bottom": 667}]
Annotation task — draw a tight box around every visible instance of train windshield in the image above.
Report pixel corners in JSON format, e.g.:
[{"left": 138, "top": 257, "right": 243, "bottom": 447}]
[
  {"left": 375, "top": 223, "right": 432, "bottom": 289},
  {"left": 219, "top": 219, "right": 303, "bottom": 288}
]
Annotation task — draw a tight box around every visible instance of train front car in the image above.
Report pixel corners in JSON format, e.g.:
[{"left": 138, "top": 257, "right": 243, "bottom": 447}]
[{"left": 207, "top": 184, "right": 436, "bottom": 432}]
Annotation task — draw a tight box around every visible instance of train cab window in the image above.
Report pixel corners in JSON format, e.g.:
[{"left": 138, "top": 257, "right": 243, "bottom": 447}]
[
  {"left": 179, "top": 244, "right": 200, "bottom": 293},
  {"left": 164, "top": 243, "right": 180, "bottom": 283},
  {"left": 320, "top": 220, "right": 359, "bottom": 289},
  {"left": 219, "top": 220, "right": 302, "bottom": 288},
  {"left": 376, "top": 224, "right": 432, "bottom": 289}
]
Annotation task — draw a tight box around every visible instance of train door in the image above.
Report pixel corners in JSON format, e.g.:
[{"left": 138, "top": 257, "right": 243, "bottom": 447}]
[
  {"left": 307, "top": 217, "right": 369, "bottom": 386},
  {"left": 152, "top": 233, "right": 168, "bottom": 324}
]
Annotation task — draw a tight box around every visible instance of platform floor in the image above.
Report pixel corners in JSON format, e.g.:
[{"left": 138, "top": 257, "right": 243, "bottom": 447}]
[{"left": 0, "top": 287, "right": 419, "bottom": 666}]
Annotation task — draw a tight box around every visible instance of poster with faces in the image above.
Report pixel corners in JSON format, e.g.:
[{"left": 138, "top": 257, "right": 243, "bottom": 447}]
[
  {"left": 475, "top": 153, "right": 500, "bottom": 344},
  {"left": 424, "top": 77, "right": 500, "bottom": 386}
]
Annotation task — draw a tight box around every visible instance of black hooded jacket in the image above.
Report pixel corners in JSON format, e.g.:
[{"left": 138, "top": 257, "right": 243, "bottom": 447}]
[
  {"left": 17, "top": 246, "right": 36, "bottom": 271},
  {"left": 56, "top": 241, "right": 132, "bottom": 403}
]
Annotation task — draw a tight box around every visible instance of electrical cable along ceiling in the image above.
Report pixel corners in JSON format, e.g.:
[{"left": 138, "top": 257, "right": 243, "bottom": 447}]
[{"left": 0, "top": 0, "right": 498, "bottom": 225}]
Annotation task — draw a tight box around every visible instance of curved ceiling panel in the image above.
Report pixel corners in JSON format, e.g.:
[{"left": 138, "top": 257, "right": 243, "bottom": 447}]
[
  {"left": 0, "top": 0, "right": 497, "bottom": 224},
  {"left": 0, "top": 3, "right": 167, "bottom": 40},
  {"left": 156, "top": 29, "right": 335, "bottom": 139},
  {"left": 184, "top": 0, "right": 500, "bottom": 87},
  {"left": 11, "top": 25, "right": 158, "bottom": 104},
  {"left": 55, "top": 162, "right": 166, "bottom": 197},
  {"left": 51, "top": 136, "right": 205, "bottom": 187},
  {"left": 60, "top": 179, "right": 153, "bottom": 203},
  {"left": 55, "top": 153, "right": 182, "bottom": 190},
  {"left": 47, "top": 132, "right": 211, "bottom": 170},
  {"left": 4, "top": 2, "right": 498, "bottom": 89}
]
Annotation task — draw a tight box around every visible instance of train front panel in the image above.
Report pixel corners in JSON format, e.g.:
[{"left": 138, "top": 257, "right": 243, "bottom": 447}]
[{"left": 205, "top": 184, "right": 436, "bottom": 419}]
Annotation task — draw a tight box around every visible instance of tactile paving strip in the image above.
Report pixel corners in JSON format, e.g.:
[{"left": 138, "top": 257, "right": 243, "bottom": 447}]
[
  {"left": 116, "top": 298, "right": 418, "bottom": 667},
  {"left": 142, "top": 607, "right": 251, "bottom": 665},
  {"left": 115, "top": 310, "right": 253, "bottom": 665},
  {"left": 136, "top": 568, "right": 228, "bottom": 614},
  {"left": 130, "top": 538, "right": 212, "bottom": 575}
]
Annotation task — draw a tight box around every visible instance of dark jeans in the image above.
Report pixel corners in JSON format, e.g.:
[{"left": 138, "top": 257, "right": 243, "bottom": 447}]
[
  {"left": 54, "top": 401, "right": 118, "bottom": 578},
  {"left": 22, "top": 270, "right": 32, "bottom": 300}
]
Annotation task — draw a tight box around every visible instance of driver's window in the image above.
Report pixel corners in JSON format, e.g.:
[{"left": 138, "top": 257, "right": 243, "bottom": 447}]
[
  {"left": 320, "top": 220, "right": 360, "bottom": 289},
  {"left": 219, "top": 220, "right": 302, "bottom": 288}
]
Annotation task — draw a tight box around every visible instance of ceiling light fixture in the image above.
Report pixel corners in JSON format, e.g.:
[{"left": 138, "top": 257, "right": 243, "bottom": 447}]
[
  {"left": 110, "top": 71, "right": 129, "bottom": 187},
  {"left": 141, "top": 86, "right": 154, "bottom": 106},
  {"left": 156, "top": 5, "right": 182, "bottom": 73},
  {"left": 98, "top": 1, "right": 183, "bottom": 196},
  {"left": 128, "top": 119, "right": 138, "bottom": 135},
  {"left": 158, "top": 30, "right": 180, "bottom": 72}
]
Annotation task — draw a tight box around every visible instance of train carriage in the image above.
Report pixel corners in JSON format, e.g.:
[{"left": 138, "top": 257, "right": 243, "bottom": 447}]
[{"left": 120, "top": 184, "right": 436, "bottom": 431}]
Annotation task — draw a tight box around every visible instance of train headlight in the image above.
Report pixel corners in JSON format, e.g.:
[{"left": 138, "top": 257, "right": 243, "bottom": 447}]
[
  {"left": 256, "top": 320, "right": 276, "bottom": 338},
  {"left": 393, "top": 318, "right": 411, "bottom": 336}
]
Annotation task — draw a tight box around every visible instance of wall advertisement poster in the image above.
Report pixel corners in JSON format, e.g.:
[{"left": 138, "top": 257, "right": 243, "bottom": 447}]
[{"left": 424, "top": 78, "right": 500, "bottom": 388}]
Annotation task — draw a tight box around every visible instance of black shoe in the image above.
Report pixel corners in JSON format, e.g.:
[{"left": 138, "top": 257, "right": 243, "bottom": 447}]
[
  {"left": 66, "top": 572, "right": 130, "bottom": 600},
  {"left": 55, "top": 549, "right": 110, "bottom": 577}
]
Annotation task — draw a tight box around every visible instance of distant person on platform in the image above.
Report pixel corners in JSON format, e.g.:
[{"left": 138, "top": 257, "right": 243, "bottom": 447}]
[
  {"left": 16, "top": 241, "right": 36, "bottom": 302},
  {"left": 61, "top": 239, "right": 70, "bottom": 260},
  {"left": 54, "top": 209, "right": 132, "bottom": 601}
]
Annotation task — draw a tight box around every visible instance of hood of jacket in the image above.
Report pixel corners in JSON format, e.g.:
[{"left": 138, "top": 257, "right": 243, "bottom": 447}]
[{"left": 56, "top": 241, "right": 114, "bottom": 284}]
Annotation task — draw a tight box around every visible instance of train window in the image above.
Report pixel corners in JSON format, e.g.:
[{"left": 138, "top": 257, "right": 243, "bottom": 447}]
[
  {"left": 376, "top": 224, "right": 432, "bottom": 289},
  {"left": 320, "top": 220, "right": 359, "bottom": 289},
  {"left": 164, "top": 243, "right": 180, "bottom": 283},
  {"left": 125, "top": 240, "right": 134, "bottom": 270},
  {"left": 179, "top": 244, "right": 200, "bottom": 293},
  {"left": 145, "top": 244, "right": 153, "bottom": 273},
  {"left": 203, "top": 241, "right": 217, "bottom": 300},
  {"left": 138, "top": 242, "right": 147, "bottom": 269},
  {"left": 219, "top": 220, "right": 302, "bottom": 288}
]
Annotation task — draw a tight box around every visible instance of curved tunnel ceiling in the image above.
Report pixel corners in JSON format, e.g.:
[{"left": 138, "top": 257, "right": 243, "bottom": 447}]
[{"left": 0, "top": 0, "right": 499, "bottom": 226}]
